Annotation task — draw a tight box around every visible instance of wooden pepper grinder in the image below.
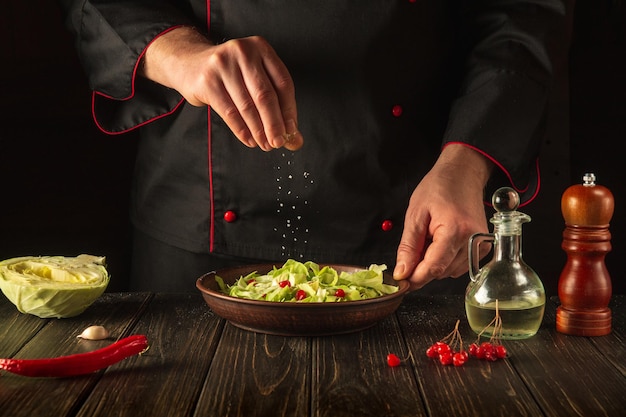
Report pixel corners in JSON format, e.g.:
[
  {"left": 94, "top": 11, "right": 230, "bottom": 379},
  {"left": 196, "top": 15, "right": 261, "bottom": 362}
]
[{"left": 557, "top": 173, "right": 614, "bottom": 336}]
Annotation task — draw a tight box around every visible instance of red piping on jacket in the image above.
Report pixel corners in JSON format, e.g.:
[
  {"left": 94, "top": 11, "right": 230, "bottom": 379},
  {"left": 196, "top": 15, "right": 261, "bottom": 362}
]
[
  {"left": 443, "top": 142, "right": 541, "bottom": 207},
  {"left": 88, "top": 18, "right": 217, "bottom": 251},
  {"left": 207, "top": 0, "right": 215, "bottom": 252},
  {"left": 91, "top": 26, "right": 187, "bottom": 135}
]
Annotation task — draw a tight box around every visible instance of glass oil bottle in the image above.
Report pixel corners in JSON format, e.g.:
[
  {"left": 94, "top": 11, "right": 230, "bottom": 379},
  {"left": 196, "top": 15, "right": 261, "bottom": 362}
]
[{"left": 465, "top": 187, "right": 545, "bottom": 339}]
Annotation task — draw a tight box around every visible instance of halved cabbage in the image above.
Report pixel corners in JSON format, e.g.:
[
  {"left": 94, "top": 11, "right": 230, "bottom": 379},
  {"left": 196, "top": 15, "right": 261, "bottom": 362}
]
[{"left": 0, "top": 254, "right": 109, "bottom": 318}]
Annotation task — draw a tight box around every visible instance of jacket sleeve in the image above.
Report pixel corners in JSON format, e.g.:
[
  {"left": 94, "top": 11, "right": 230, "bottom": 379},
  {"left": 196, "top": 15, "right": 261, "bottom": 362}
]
[
  {"left": 58, "top": 0, "right": 197, "bottom": 133},
  {"left": 442, "top": 0, "right": 569, "bottom": 204}
]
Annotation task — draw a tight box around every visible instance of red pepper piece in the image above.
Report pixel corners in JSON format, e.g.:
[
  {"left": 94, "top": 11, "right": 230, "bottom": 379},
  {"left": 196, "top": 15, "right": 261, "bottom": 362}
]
[{"left": 0, "top": 334, "right": 149, "bottom": 378}]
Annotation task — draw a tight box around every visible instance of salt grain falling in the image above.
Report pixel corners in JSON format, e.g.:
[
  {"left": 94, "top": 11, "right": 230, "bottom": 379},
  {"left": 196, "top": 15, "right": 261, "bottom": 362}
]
[{"left": 273, "top": 151, "right": 312, "bottom": 258}]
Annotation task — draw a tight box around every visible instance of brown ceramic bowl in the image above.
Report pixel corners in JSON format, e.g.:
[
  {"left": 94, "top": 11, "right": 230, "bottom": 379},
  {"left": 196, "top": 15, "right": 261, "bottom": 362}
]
[{"left": 196, "top": 263, "right": 410, "bottom": 336}]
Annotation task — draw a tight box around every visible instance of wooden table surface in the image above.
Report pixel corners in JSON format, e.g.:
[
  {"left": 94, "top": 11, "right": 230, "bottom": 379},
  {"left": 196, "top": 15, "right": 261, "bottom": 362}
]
[{"left": 0, "top": 292, "right": 623, "bottom": 417}]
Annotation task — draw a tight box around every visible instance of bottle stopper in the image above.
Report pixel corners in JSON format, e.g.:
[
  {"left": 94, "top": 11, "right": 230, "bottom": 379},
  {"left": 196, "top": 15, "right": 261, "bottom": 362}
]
[{"left": 556, "top": 173, "right": 614, "bottom": 336}]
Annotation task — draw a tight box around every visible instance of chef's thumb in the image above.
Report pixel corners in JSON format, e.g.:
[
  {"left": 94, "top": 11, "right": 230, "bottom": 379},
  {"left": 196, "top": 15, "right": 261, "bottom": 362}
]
[
  {"left": 283, "top": 118, "right": 303, "bottom": 151},
  {"left": 393, "top": 240, "right": 421, "bottom": 281}
]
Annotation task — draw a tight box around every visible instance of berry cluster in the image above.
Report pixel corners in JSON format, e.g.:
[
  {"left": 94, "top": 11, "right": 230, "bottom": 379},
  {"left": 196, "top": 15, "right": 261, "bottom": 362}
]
[
  {"left": 387, "top": 302, "right": 510, "bottom": 368},
  {"left": 468, "top": 299, "right": 508, "bottom": 361},
  {"left": 424, "top": 302, "right": 509, "bottom": 366},
  {"left": 468, "top": 341, "right": 507, "bottom": 361},
  {"left": 426, "top": 341, "right": 469, "bottom": 366},
  {"left": 424, "top": 319, "right": 469, "bottom": 366}
]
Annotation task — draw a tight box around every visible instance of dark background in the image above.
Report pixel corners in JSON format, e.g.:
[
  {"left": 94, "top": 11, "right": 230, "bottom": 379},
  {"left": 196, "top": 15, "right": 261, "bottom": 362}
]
[{"left": 1, "top": 0, "right": 624, "bottom": 295}]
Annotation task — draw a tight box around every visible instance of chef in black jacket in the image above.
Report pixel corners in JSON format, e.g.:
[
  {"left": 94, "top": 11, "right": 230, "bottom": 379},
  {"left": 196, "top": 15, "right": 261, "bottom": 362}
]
[{"left": 59, "top": 0, "right": 568, "bottom": 292}]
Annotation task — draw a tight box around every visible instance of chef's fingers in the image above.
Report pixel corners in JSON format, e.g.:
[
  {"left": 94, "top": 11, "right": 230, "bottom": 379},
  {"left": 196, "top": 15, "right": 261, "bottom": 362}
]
[
  {"left": 259, "top": 48, "right": 303, "bottom": 151},
  {"left": 393, "top": 217, "right": 428, "bottom": 287},
  {"left": 226, "top": 68, "right": 275, "bottom": 151},
  {"left": 395, "top": 216, "right": 471, "bottom": 290},
  {"left": 409, "top": 226, "right": 460, "bottom": 290},
  {"left": 254, "top": 39, "right": 303, "bottom": 151},
  {"left": 440, "top": 230, "right": 493, "bottom": 279},
  {"left": 180, "top": 39, "right": 265, "bottom": 149},
  {"left": 446, "top": 251, "right": 471, "bottom": 278},
  {"left": 282, "top": 128, "right": 304, "bottom": 151},
  {"left": 403, "top": 224, "right": 492, "bottom": 289},
  {"left": 239, "top": 69, "right": 285, "bottom": 150},
  {"left": 204, "top": 77, "right": 259, "bottom": 148},
  {"left": 431, "top": 235, "right": 491, "bottom": 281},
  {"left": 221, "top": 36, "right": 301, "bottom": 151}
]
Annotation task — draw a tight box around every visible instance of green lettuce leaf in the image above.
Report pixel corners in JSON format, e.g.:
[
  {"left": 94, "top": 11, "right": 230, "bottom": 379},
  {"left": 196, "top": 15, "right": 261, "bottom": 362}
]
[{"left": 217, "top": 260, "right": 397, "bottom": 303}]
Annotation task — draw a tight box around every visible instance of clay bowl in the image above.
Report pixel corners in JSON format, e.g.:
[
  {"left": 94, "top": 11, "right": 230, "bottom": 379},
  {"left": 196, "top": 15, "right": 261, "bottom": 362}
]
[{"left": 196, "top": 263, "right": 410, "bottom": 336}]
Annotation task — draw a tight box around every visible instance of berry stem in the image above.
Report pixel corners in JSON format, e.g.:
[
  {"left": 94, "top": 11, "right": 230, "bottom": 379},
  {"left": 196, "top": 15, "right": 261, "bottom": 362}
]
[
  {"left": 440, "top": 319, "right": 464, "bottom": 352},
  {"left": 474, "top": 299, "right": 504, "bottom": 346}
]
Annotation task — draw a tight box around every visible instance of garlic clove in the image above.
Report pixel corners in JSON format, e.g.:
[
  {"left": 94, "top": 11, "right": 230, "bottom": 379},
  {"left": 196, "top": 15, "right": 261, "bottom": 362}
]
[{"left": 77, "top": 325, "right": 110, "bottom": 340}]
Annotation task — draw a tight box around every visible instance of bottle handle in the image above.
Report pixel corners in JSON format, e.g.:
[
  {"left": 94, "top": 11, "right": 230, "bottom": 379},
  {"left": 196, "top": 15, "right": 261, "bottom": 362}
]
[{"left": 468, "top": 233, "right": 494, "bottom": 282}]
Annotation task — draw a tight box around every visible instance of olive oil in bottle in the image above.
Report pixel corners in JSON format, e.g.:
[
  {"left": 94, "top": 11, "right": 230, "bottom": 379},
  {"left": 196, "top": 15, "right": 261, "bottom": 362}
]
[
  {"left": 465, "top": 187, "right": 546, "bottom": 340},
  {"left": 466, "top": 300, "right": 545, "bottom": 339}
]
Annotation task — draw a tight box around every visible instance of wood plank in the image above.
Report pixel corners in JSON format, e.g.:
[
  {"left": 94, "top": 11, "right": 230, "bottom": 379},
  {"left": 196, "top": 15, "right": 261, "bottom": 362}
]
[
  {"left": 1, "top": 293, "right": 622, "bottom": 417},
  {"left": 588, "top": 295, "right": 626, "bottom": 377},
  {"left": 508, "top": 302, "right": 626, "bottom": 417},
  {"left": 312, "top": 314, "right": 427, "bottom": 417},
  {"left": 0, "top": 292, "right": 151, "bottom": 417},
  {"left": 0, "top": 296, "right": 49, "bottom": 356},
  {"left": 75, "top": 293, "right": 223, "bottom": 417},
  {"left": 194, "top": 323, "right": 310, "bottom": 417},
  {"left": 397, "top": 294, "right": 544, "bottom": 417}
]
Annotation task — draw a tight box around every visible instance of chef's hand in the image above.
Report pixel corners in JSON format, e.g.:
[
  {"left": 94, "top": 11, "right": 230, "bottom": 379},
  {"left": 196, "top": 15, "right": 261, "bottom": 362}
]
[
  {"left": 140, "top": 26, "right": 303, "bottom": 151},
  {"left": 393, "top": 144, "right": 492, "bottom": 291}
]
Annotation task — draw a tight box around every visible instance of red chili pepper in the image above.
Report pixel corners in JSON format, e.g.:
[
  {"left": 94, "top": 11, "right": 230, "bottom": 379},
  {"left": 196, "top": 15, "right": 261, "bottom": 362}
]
[{"left": 0, "top": 334, "right": 149, "bottom": 378}]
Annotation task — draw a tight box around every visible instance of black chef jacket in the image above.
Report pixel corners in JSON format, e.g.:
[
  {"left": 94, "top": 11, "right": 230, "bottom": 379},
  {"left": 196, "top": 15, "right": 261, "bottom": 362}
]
[{"left": 60, "top": 0, "right": 567, "bottom": 268}]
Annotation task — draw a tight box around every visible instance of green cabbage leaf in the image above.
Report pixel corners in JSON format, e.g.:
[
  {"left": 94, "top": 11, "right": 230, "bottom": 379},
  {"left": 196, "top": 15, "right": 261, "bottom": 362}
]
[{"left": 0, "top": 254, "right": 109, "bottom": 318}]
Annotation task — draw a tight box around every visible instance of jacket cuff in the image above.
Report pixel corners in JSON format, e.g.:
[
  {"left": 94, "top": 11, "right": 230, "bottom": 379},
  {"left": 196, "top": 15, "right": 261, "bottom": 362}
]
[
  {"left": 442, "top": 69, "right": 546, "bottom": 205},
  {"left": 91, "top": 27, "right": 187, "bottom": 133}
]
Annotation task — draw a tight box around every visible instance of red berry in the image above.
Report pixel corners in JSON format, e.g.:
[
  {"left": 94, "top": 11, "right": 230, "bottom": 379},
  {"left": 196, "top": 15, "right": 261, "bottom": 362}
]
[
  {"left": 475, "top": 346, "right": 486, "bottom": 359},
  {"left": 426, "top": 345, "right": 439, "bottom": 359},
  {"left": 495, "top": 345, "right": 507, "bottom": 359},
  {"left": 295, "top": 289, "right": 307, "bottom": 301},
  {"left": 458, "top": 350, "right": 469, "bottom": 361},
  {"left": 387, "top": 353, "right": 402, "bottom": 367},
  {"left": 439, "top": 352, "right": 453, "bottom": 365},
  {"left": 469, "top": 343, "right": 479, "bottom": 357},
  {"left": 335, "top": 288, "right": 345, "bottom": 298},
  {"left": 437, "top": 343, "right": 451, "bottom": 355},
  {"left": 452, "top": 352, "right": 466, "bottom": 367},
  {"left": 481, "top": 342, "right": 494, "bottom": 357},
  {"left": 279, "top": 280, "right": 291, "bottom": 288}
]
